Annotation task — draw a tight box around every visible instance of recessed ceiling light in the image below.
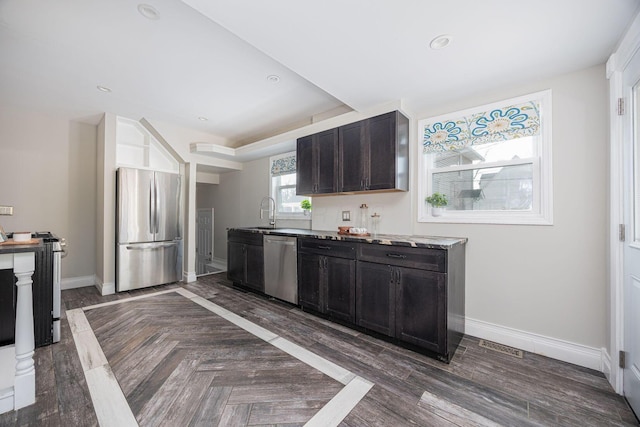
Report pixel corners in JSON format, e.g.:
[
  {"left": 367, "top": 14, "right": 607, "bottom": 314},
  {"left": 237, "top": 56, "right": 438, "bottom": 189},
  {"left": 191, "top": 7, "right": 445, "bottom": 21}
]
[
  {"left": 96, "top": 85, "right": 112, "bottom": 93},
  {"left": 138, "top": 4, "right": 160, "bottom": 20},
  {"left": 430, "top": 34, "right": 452, "bottom": 50},
  {"left": 198, "top": 116, "right": 208, "bottom": 121},
  {"left": 266, "top": 75, "right": 280, "bottom": 83}
]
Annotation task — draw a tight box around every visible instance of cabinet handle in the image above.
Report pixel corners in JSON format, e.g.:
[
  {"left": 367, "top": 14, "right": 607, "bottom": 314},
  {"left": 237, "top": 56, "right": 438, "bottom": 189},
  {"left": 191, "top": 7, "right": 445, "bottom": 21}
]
[
  {"left": 318, "top": 245, "right": 332, "bottom": 250},
  {"left": 386, "top": 253, "right": 406, "bottom": 259}
]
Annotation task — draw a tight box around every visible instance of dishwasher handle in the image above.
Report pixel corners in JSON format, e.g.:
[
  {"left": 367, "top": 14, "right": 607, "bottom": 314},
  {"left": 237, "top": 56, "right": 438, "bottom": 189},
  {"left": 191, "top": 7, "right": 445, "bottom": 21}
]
[{"left": 265, "top": 238, "right": 296, "bottom": 246}]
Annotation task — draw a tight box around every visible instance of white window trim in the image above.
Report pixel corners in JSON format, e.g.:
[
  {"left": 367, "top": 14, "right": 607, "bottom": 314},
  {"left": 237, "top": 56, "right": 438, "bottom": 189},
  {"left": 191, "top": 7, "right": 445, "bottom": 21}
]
[
  {"left": 269, "top": 151, "right": 308, "bottom": 220},
  {"left": 417, "top": 89, "right": 553, "bottom": 225}
]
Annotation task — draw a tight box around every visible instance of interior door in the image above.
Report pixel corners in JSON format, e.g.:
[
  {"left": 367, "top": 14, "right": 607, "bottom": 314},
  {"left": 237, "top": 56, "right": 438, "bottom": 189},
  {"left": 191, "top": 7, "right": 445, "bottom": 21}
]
[
  {"left": 623, "top": 46, "right": 640, "bottom": 416},
  {"left": 196, "top": 208, "right": 213, "bottom": 276}
]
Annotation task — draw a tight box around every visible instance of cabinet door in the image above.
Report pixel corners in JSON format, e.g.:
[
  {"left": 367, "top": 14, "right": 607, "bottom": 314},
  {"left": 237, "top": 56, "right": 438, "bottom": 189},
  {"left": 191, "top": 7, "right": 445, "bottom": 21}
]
[
  {"left": 245, "top": 244, "right": 264, "bottom": 292},
  {"left": 315, "top": 128, "right": 338, "bottom": 194},
  {"left": 356, "top": 261, "right": 395, "bottom": 336},
  {"left": 296, "top": 135, "right": 314, "bottom": 195},
  {"left": 298, "top": 252, "right": 323, "bottom": 312},
  {"left": 227, "top": 241, "right": 245, "bottom": 284},
  {"left": 339, "top": 121, "right": 365, "bottom": 192},
  {"left": 367, "top": 112, "right": 397, "bottom": 191},
  {"left": 325, "top": 257, "right": 356, "bottom": 323},
  {"left": 0, "top": 269, "right": 15, "bottom": 346},
  {"left": 395, "top": 267, "right": 446, "bottom": 354}
]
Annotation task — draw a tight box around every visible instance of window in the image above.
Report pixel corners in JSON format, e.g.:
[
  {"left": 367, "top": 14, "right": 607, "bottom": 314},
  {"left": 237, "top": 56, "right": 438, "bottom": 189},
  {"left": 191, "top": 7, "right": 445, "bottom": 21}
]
[
  {"left": 270, "top": 152, "right": 308, "bottom": 218},
  {"left": 418, "top": 90, "right": 553, "bottom": 224}
]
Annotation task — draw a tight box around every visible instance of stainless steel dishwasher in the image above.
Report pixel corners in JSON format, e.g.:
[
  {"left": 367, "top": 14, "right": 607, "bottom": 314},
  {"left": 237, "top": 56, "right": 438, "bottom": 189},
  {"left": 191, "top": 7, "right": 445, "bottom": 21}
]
[{"left": 263, "top": 235, "right": 298, "bottom": 304}]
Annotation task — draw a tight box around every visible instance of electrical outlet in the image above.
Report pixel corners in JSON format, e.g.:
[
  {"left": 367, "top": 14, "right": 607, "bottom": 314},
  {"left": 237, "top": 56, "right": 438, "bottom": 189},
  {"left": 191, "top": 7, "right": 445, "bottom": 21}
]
[
  {"left": 342, "top": 210, "right": 351, "bottom": 221},
  {"left": 0, "top": 206, "right": 13, "bottom": 216}
]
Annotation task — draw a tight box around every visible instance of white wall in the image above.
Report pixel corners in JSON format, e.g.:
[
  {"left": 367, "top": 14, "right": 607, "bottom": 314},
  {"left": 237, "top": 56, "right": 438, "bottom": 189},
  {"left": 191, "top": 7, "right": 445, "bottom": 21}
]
[
  {"left": 0, "top": 106, "right": 97, "bottom": 280},
  {"left": 210, "top": 157, "right": 269, "bottom": 260},
  {"left": 210, "top": 157, "right": 311, "bottom": 260},
  {"left": 416, "top": 65, "right": 608, "bottom": 350},
  {"left": 196, "top": 183, "right": 216, "bottom": 209}
]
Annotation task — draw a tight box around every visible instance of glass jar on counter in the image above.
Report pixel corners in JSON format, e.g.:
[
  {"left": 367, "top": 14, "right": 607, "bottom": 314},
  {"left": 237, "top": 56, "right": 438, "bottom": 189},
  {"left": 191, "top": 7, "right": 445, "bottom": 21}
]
[
  {"left": 371, "top": 212, "right": 380, "bottom": 237},
  {"left": 358, "top": 203, "right": 369, "bottom": 231}
]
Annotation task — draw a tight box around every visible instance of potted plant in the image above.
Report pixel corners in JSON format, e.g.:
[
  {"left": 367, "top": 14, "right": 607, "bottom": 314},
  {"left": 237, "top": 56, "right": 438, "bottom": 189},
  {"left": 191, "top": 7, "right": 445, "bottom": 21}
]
[
  {"left": 425, "top": 193, "right": 447, "bottom": 217},
  {"left": 300, "top": 199, "right": 312, "bottom": 215}
]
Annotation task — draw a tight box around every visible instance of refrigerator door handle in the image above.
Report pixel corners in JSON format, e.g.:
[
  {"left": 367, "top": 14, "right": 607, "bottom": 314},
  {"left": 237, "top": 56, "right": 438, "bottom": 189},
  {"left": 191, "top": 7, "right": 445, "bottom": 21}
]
[
  {"left": 154, "top": 173, "right": 160, "bottom": 237},
  {"left": 126, "top": 242, "right": 178, "bottom": 250},
  {"left": 149, "top": 179, "right": 155, "bottom": 235}
]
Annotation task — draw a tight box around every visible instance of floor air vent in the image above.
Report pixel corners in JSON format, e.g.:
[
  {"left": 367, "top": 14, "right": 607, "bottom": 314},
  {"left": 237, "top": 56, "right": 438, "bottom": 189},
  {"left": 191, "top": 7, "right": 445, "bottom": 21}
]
[{"left": 478, "top": 339, "right": 524, "bottom": 358}]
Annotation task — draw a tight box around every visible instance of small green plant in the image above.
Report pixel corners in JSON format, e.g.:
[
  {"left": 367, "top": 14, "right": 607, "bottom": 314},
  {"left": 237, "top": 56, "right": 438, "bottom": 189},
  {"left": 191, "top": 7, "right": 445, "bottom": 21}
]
[
  {"left": 300, "top": 199, "right": 312, "bottom": 211},
  {"left": 425, "top": 193, "right": 448, "bottom": 207}
]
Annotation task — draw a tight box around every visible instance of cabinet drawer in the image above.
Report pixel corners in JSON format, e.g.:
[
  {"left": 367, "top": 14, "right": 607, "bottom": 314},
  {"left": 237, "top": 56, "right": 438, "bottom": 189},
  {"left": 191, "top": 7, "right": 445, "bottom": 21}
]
[
  {"left": 357, "top": 244, "right": 445, "bottom": 272},
  {"left": 298, "top": 238, "right": 356, "bottom": 259},
  {"left": 228, "top": 230, "right": 263, "bottom": 246}
]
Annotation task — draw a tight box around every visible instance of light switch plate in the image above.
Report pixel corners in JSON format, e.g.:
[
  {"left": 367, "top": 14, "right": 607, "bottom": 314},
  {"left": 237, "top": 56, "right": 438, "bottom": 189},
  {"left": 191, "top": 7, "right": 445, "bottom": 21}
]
[
  {"left": 0, "top": 206, "right": 13, "bottom": 215},
  {"left": 342, "top": 210, "right": 351, "bottom": 221}
]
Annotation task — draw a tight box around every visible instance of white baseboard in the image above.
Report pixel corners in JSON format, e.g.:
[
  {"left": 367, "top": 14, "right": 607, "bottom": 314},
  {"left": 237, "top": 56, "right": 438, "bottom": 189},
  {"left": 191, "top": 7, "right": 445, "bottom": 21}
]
[
  {"left": 0, "top": 386, "right": 13, "bottom": 415},
  {"left": 61, "top": 275, "right": 96, "bottom": 290},
  {"left": 602, "top": 349, "right": 612, "bottom": 380},
  {"left": 94, "top": 279, "right": 115, "bottom": 296},
  {"left": 465, "top": 317, "right": 604, "bottom": 371},
  {"left": 211, "top": 257, "right": 226, "bottom": 267},
  {"left": 183, "top": 271, "right": 197, "bottom": 283}
]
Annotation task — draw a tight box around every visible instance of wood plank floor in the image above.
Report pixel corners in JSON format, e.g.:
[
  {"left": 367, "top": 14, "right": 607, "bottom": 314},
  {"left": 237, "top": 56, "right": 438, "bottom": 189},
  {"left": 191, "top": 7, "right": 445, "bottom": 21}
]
[{"left": 0, "top": 273, "right": 638, "bottom": 426}]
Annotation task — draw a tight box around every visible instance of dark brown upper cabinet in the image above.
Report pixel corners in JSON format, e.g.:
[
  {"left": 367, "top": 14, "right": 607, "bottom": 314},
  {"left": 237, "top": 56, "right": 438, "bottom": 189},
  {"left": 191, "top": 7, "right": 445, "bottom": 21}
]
[
  {"left": 339, "top": 111, "right": 409, "bottom": 193},
  {"left": 296, "top": 110, "right": 409, "bottom": 196},
  {"left": 296, "top": 128, "right": 338, "bottom": 196}
]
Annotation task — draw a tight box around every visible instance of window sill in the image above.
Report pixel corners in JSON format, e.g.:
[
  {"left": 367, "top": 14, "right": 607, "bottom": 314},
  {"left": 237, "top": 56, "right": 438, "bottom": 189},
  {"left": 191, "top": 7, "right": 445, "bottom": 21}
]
[{"left": 418, "top": 211, "right": 553, "bottom": 225}]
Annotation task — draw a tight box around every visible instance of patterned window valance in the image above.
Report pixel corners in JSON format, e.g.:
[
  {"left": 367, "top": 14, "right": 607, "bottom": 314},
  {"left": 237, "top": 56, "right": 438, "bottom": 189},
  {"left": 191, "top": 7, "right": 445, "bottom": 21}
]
[
  {"left": 422, "top": 100, "right": 540, "bottom": 153},
  {"left": 270, "top": 155, "right": 296, "bottom": 176}
]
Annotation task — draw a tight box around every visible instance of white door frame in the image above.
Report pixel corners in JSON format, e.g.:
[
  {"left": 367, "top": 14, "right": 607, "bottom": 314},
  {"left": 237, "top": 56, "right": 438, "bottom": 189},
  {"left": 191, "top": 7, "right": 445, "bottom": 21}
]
[{"left": 607, "top": 12, "right": 640, "bottom": 394}]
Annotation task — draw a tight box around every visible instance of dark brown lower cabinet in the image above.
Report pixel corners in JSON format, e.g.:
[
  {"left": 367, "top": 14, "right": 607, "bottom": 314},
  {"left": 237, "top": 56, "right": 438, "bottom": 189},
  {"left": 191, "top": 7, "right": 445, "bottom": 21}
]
[
  {"left": 355, "top": 243, "right": 464, "bottom": 362},
  {"left": 230, "top": 230, "right": 465, "bottom": 363},
  {"left": 298, "top": 252, "right": 323, "bottom": 312},
  {"left": 227, "top": 231, "right": 264, "bottom": 293},
  {"left": 298, "top": 253, "right": 356, "bottom": 323},
  {"left": 356, "top": 262, "right": 446, "bottom": 354},
  {"left": 355, "top": 261, "right": 395, "bottom": 336},
  {"left": 298, "top": 239, "right": 356, "bottom": 323},
  {"left": 324, "top": 257, "right": 356, "bottom": 323},
  {"left": 394, "top": 267, "right": 446, "bottom": 354}
]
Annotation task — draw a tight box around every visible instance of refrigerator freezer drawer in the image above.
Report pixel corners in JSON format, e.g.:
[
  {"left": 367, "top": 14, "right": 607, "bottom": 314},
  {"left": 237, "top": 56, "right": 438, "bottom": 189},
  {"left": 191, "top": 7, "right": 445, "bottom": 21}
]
[{"left": 117, "top": 241, "right": 182, "bottom": 291}]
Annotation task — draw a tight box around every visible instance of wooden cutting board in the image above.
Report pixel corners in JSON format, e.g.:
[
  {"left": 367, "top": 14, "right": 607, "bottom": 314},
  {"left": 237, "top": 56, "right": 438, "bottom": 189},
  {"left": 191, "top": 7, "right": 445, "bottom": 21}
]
[{"left": 0, "top": 238, "right": 40, "bottom": 246}]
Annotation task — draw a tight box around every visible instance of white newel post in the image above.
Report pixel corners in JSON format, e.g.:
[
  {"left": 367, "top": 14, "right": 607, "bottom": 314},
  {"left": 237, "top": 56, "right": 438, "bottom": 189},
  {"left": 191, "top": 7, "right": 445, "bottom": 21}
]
[{"left": 13, "top": 252, "right": 35, "bottom": 410}]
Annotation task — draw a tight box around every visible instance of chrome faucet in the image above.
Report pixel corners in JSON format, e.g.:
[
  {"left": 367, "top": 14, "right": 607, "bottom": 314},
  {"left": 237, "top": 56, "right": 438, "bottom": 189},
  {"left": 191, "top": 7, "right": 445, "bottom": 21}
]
[{"left": 259, "top": 196, "right": 276, "bottom": 228}]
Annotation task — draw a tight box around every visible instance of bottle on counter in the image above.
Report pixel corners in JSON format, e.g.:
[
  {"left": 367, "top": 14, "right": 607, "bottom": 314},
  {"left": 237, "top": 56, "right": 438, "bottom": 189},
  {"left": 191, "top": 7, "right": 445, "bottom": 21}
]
[
  {"left": 371, "top": 212, "right": 380, "bottom": 237},
  {"left": 359, "top": 203, "right": 369, "bottom": 232}
]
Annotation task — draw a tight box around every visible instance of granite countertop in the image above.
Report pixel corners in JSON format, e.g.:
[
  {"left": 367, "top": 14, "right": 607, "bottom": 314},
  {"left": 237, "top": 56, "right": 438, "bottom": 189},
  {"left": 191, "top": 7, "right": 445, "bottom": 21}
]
[
  {"left": 0, "top": 238, "right": 44, "bottom": 254},
  {"left": 230, "top": 227, "right": 467, "bottom": 249}
]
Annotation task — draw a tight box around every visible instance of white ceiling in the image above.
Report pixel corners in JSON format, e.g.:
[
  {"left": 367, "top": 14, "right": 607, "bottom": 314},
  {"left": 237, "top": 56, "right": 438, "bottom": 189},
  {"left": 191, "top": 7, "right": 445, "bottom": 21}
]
[{"left": 1, "top": 0, "right": 638, "bottom": 148}]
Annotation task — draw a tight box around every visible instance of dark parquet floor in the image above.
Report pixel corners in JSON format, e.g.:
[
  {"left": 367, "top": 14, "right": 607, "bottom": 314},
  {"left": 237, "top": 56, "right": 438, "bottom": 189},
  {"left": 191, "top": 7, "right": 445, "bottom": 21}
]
[{"left": 0, "top": 273, "right": 638, "bottom": 426}]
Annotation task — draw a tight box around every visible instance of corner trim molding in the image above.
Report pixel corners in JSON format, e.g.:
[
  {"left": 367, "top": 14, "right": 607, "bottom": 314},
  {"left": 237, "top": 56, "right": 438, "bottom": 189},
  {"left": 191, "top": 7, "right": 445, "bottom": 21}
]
[
  {"left": 466, "top": 317, "right": 603, "bottom": 371},
  {"left": 61, "top": 275, "right": 96, "bottom": 290},
  {"left": 183, "top": 271, "right": 197, "bottom": 283},
  {"left": 94, "top": 277, "right": 115, "bottom": 296}
]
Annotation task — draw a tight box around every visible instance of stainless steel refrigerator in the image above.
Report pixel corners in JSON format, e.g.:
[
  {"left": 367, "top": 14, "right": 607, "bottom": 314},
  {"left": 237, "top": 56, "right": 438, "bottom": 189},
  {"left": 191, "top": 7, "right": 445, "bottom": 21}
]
[{"left": 116, "top": 167, "right": 182, "bottom": 291}]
